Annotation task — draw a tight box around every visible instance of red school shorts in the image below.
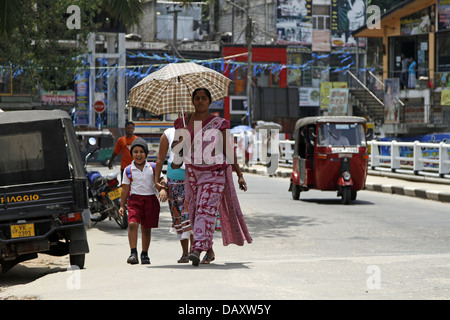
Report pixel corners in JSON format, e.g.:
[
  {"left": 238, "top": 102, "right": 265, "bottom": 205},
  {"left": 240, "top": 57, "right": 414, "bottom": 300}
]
[{"left": 127, "top": 194, "right": 160, "bottom": 229}]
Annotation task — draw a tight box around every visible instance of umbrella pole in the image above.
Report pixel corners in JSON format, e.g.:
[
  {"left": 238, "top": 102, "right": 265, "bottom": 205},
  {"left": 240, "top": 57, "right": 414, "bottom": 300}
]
[
  {"left": 181, "top": 103, "right": 185, "bottom": 127},
  {"left": 178, "top": 76, "right": 186, "bottom": 127}
]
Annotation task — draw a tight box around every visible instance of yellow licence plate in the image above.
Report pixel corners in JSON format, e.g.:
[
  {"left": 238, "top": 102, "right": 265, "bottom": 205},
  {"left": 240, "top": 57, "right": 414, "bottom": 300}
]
[
  {"left": 108, "top": 187, "right": 122, "bottom": 200},
  {"left": 11, "top": 223, "right": 35, "bottom": 239}
]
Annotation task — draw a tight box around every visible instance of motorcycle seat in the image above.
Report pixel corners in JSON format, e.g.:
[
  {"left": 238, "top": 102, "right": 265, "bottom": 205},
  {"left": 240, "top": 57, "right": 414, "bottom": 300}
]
[{"left": 105, "top": 172, "right": 120, "bottom": 180}]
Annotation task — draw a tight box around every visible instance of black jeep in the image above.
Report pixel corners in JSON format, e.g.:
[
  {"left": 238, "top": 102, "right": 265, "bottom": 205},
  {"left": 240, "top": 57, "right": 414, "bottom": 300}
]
[{"left": 0, "top": 110, "right": 89, "bottom": 272}]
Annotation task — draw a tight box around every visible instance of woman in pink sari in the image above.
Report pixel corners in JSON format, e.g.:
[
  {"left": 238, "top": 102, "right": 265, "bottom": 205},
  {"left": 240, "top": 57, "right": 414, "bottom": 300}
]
[{"left": 173, "top": 88, "right": 252, "bottom": 266}]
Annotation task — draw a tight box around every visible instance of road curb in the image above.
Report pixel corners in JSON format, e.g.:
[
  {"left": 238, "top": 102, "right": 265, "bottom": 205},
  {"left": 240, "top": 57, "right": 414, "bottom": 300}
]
[
  {"left": 242, "top": 166, "right": 291, "bottom": 178},
  {"left": 242, "top": 166, "right": 450, "bottom": 203},
  {"left": 364, "top": 182, "right": 450, "bottom": 203}
]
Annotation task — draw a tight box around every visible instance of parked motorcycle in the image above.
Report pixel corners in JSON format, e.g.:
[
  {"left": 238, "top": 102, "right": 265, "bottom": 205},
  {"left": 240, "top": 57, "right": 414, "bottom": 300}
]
[{"left": 85, "top": 138, "right": 128, "bottom": 229}]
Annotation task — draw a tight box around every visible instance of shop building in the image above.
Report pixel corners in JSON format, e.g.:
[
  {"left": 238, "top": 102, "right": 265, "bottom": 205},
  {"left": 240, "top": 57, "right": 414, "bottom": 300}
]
[
  {"left": 353, "top": 0, "right": 450, "bottom": 136},
  {"left": 218, "top": 0, "right": 368, "bottom": 133}
]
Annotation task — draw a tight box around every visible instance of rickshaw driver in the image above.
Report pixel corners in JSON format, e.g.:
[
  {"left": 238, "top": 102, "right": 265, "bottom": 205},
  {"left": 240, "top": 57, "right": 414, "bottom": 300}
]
[{"left": 329, "top": 125, "right": 350, "bottom": 146}]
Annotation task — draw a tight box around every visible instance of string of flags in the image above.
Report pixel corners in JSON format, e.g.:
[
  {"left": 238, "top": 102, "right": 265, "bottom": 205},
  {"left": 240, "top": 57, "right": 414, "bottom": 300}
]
[{"left": 1, "top": 49, "right": 376, "bottom": 81}]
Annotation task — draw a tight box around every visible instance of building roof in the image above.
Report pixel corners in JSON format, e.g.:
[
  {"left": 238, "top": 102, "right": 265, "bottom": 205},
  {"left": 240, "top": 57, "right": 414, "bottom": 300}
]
[{"left": 352, "top": 0, "right": 436, "bottom": 38}]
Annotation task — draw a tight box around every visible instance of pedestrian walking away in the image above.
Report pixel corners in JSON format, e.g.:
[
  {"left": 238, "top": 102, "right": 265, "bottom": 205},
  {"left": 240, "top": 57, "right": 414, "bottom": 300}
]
[
  {"left": 172, "top": 88, "right": 252, "bottom": 266},
  {"left": 155, "top": 123, "right": 193, "bottom": 263},
  {"left": 408, "top": 57, "right": 417, "bottom": 89},
  {"left": 119, "top": 137, "right": 168, "bottom": 265},
  {"left": 400, "top": 53, "right": 410, "bottom": 89},
  {"left": 108, "top": 121, "right": 138, "bottom": 180}
]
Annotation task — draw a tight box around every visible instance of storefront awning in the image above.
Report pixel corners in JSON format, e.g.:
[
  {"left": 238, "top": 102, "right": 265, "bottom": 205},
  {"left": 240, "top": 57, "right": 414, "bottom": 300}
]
[{"left": 352, "top": 0, "right": 437, "bottom": 38}]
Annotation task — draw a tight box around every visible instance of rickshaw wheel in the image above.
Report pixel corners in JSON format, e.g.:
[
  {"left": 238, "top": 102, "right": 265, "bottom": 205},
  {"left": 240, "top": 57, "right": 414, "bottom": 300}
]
[
  {"left": 291, "top": 184, "right": 301, "bottom": 200},
  {"left": 341, "top": 186, "right": 351, "bottom": 204}
]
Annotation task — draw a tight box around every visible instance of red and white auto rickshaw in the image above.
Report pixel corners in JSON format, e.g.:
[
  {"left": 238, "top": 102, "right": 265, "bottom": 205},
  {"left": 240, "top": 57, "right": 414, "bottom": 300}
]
[{"left": 289, "top": 116, "right": 369, "bottom": 204}]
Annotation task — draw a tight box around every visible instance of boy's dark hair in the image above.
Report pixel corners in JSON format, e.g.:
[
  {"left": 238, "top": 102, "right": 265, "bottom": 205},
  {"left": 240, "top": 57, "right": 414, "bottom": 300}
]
[
  {"left": 192, "top": 88, "right": 212, "bottom": 103},
  {"left": 125, "top": 121, "right": 135, "bottom": 127}
]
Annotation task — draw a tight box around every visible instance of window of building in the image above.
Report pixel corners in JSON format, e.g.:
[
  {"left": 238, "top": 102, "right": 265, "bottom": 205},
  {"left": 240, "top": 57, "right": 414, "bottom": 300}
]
[
  {"left": 312, "top": 5, "right": 330, "bottom": 30},
  {"left": 228, "top": 62, "right": 281, "bottom": 96},
  {"left": 437, "top": 31, "right": 450, "bottom": 72},
  {"left": 312, "top": 15, "right": 330, "bottom": 30}
]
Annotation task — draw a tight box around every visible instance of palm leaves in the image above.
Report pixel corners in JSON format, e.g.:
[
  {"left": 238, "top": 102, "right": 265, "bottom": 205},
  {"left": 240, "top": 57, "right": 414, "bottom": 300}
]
[
  {"left": 0, "top": 0, "right": 144, "bottom": 39},
  {"left": 0, "top": 0, "right": 26, "bottom": 39},
  {"left": 102, "top": 0, "right": 144, "bottom": 29},
  {"left": 0, "top": 0, "right": 145, "bottom": 90}
]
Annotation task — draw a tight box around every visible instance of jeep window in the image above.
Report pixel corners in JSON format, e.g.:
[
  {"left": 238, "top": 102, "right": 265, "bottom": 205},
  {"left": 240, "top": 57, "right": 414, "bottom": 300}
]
[{"left": 0, "top": 132, "right": 44, "bottom": 173}]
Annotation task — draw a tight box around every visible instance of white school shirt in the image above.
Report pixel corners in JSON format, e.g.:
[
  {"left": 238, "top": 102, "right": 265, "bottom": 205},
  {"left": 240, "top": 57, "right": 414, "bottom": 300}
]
[
  {"left": 122, "top": 161, "right": 159, "bottom": 196},
  {"left": 164, "top": 127, "right": 185, "bottom": 170}
]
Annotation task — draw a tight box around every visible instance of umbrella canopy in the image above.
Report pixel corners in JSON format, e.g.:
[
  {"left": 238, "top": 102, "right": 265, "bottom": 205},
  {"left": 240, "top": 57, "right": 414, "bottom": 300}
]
[
  {"left": 230, "top": 125, "right": 252, "bottom": 134},
  {"left": 255, "top": 120, "right": 282, "bottom": 131},
  {"left": 128, "top": 62, "right": 232, "bottom": 115}
]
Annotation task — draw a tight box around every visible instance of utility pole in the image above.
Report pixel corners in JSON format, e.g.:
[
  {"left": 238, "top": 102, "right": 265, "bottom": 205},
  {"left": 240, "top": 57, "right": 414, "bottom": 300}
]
[
  {"left": 167, "top": 4, "right": 182, "bottom": 48},
  {"left": 246, "top": 14, "right": 253, "bottom": 126},
  {"left": 226, "top": 0, "right": 253, "bottom": 126}
]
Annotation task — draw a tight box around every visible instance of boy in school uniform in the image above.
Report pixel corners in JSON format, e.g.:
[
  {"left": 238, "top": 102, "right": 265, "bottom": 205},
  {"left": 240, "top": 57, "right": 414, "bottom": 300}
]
[{"left": 119, "top": 137, "right": 168, "bottom": 264}]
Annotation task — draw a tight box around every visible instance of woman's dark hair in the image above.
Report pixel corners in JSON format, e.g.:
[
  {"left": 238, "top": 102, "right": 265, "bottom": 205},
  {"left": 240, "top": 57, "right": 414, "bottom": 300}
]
[{"left": 192, "top": 88, "right": 212, "bottom": 103}]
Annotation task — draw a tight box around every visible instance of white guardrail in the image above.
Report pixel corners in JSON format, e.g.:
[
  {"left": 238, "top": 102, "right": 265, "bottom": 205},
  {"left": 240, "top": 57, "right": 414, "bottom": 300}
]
[
  {"left": 369, "top": 140, "right": 450, "bottom": 178},
  {"left": 236, "top": 134, "right": 450, "bottom": 180}
]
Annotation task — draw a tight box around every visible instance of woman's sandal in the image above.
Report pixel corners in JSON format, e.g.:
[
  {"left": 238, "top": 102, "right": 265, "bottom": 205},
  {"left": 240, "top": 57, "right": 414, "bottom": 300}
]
[
  {"left": 188, "top": 251, "right": 200, "bottom": 266},
  {"left": 200, "top": 252, "right": 215, "bottom": 264},
  {"left": 177, "top": 253, "right": 189, "bottom": 263}
]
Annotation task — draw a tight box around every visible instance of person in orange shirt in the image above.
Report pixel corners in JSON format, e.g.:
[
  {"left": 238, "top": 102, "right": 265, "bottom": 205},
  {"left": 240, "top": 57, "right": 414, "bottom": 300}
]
[{"left": 108, "top": 121, "right": 138, "bottom": 180}]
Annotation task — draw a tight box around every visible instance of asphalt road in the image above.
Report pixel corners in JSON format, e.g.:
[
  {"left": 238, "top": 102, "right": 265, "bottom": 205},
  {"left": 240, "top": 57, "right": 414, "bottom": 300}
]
[{"left": 1, "top": 169, "right": 450, "bottom": 301}]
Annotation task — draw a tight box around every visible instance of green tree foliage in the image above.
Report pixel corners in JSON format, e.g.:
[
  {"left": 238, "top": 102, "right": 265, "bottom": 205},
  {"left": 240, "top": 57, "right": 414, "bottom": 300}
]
[{"left": 0, "top": 0, "right": 143, "bottom": 91}]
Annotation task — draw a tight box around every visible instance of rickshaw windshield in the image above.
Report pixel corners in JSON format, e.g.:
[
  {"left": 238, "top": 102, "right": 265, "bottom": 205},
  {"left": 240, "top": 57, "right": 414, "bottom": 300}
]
[{"left": 318, "top": 123, "right": 366, "bottom": 147}]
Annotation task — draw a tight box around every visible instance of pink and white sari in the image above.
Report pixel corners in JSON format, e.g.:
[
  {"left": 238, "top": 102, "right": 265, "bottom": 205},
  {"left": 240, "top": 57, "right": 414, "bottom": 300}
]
[{"left": 174, "top": 115, "right": 252, "bottom": 252}]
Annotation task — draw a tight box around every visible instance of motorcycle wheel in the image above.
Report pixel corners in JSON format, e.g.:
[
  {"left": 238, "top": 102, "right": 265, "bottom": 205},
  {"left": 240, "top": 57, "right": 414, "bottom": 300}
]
[
  {"left": 341, "top": 186, "right": 351, "bottom": 205},
  {"left": 291, "top": 183, "right": 301, "bottom": 200},
  {"left": 113, "top": 199, "right": 128, "bottom": 229},
  {"left": 90, "top": 210, "right": 108, "bottom": 222}
]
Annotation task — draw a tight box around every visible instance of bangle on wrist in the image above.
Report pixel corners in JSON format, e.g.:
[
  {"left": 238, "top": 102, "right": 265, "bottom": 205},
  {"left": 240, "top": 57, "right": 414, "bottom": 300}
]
[{"left": 237, "top": 172, "right": 243, "bottom": 178}]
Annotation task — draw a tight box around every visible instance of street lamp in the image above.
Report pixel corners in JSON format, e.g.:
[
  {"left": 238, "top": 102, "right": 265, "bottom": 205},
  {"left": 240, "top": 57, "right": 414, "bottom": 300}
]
[{"left": 226, "top": 0, "right": 253, "bottom": 126}]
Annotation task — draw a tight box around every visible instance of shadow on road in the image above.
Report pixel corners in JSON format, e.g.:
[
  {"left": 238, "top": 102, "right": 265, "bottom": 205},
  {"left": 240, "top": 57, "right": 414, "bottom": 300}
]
[
  {"left": 245, "top": 213, "right": 319, "bottom": 238},
  {"left": 297, "top": 198, "right": 374, "bottom": 205},
  {"left": 147, "top": 261, "right": 251, "bottom": 270},
  {"left": 0, "top": 256, "right": 66, "bottom": 289}
]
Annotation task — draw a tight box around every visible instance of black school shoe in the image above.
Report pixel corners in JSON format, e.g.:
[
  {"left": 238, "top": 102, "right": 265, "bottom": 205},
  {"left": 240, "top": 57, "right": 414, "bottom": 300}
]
[
  {"left": 141, "top": 253, "right": 151, "bottom": 265},
  {"left": 127, "top": 252, "right": 139, "bottom": 265}
]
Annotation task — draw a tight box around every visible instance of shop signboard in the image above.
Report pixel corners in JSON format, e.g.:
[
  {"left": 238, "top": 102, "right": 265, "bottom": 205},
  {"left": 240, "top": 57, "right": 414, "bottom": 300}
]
[
  {"left": 41, "top": 90, "right": 75, "bottom": 106},
  {"left": 438, "top": 0, "right": 450, "bottom": 30},
  {"left": 320, "top": 82, "right": 347, "bottom": 110},
  {"left": 441, "top": 88, "right": 450, "bottom": 106},
  {"left": 331, "top": 0, "right": 366, "bottom": 48},
  {"left": 384, "top": 78, "right": 400, "bottom": 124},
  {"left": 299, "top": 87, "right": 320, "bottom": 106},
  {"left": 74, "top": 70, "right": 90, "bottom": 126},
  {"left": 276, "top": 0, "right": 312, "bottom": 48},
  {"left": 400, "top": 6, "right": 434, "bottom": 35},
  {"left": 328, "top": 88, "right": 349, "bottom": 115}
]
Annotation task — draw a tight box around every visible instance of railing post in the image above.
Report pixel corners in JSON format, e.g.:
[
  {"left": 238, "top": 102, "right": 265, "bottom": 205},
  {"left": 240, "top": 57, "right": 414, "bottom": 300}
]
[
  {"left": 413, "top": 140, "right": 423, "bottom": 174},
  {"left": 439, "top": 142, "right": 449, "bottom": 177},
  {"left": 370, "top": 140, "right": 380, "bottom": 168},
  {"left": 391, "top": 140, "right": 400, "bottom": 172}
]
